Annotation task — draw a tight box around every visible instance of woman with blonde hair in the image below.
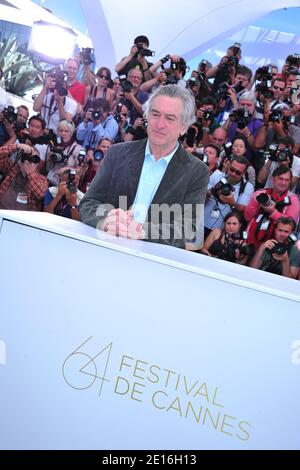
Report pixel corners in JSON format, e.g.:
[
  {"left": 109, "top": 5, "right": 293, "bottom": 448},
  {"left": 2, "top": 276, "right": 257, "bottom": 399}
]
[{"left": 46, "top": 119, "right": 84, "bottom": 186}]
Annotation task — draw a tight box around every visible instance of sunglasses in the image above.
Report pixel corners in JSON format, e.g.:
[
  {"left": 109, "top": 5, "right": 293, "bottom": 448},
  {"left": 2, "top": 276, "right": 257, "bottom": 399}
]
[
  {"left": 273, "top": 86, "right": 284, "bottom": 91},
  {"left": 99, "top": 75, "right": 109, "bottom": 80},
  {"left": 229, "top": 167, "right": 243, "bottom": 176},
  {"left": 121, "top": 113, "right": 128, "bottom": 117}
]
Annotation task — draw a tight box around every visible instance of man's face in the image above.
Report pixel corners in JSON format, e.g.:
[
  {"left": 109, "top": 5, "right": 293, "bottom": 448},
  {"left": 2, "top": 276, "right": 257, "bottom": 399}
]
[
  {"left": 98, "top": 139, "right": 112, "bottom": 154},
  {"left": 29, "top": 119, "right": 43, "bottom": 138},
  {"left": 128, "top": 71, "right": 143, "bottom": 91},
  {"left": 275, "top": 222, "right": 293, "bottom": 243},
  {"left": 65, "top": 60, "right": 78, "bottom": 81},
  {"left": 211, "top": 129, "right": 226, "bottom": 146},
  {"left": 234, "top": 74, "right": 250, "bottom": 89},
  {"left": 147, "top": 96, "right": 186, "bottom": 153},
  {"left": 239, "top": 99, "right": 255, "bottom": 115},
  {"left": 272, "top": 172, "right": 291, "bottom": 194},
  {"left": 204, "top": 146, "right": 218, "bottom": 170},
  {"left": 227, "top": 161, "right": 247, "bottom": 185},
  {"left": 271, "top": 80, "right": 285, "bottom": 100},
  {"left": 287, "top": 74, "right": 297, "bottom": 87},
  {"left": 17, "top": 108, "right": 29, "bottom": 125}
]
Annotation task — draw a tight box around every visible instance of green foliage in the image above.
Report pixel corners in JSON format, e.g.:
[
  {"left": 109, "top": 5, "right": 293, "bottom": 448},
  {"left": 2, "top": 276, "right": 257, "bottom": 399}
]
[{"left": 0, "top": 35, "right": 43, "bottom": 97}]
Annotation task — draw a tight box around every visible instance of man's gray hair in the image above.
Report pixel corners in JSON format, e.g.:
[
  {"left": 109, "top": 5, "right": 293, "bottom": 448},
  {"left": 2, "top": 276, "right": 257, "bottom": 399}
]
[
  {"left": 144, "top": 84, "right": 196, "bottom": 128},
  {"left": 239, "top": 90, "right": 256, "bottom": 105}
]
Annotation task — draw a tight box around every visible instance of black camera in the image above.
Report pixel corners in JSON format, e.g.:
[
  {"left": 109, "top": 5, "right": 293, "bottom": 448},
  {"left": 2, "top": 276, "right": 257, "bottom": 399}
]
[
  {"left": 47, "top": 67, "right": 68, "bottom": 97},
  {"left": 263, "top": 143, "right": 278, "bottom": 162},
  {"left": 269, "top": 109, "right": 283, "bottom": 123},
  {"left": 286, "top": 53, "right": 300, "bottom": 68},
  {"left": 187, "top": 76, "right": 198, "bottom": 89},
  {"left": 67, "top": 169, "right": 77, "bottom": 194},
  {"left": 119, "top": 74, "right": 133, "bottom": 93},
  {"left": 51, "top": 149, "right": 67, "bottom": 164},
  {"left": 227, "top": 56, "right": 239, "bottom": 68},
  {"left": 202, "top": 109, "right": 214, "bottom": 121},
  {"left": 199, "top": 153, "right": 209, "bottom": 166},
  {"left": 135, "top": 43, "right": 155, "bottom": 57},
  {"left": 214, "top": 80, "right": 243, "bottom": 101},
  {"left": 80, "top": 48, "right": 94, "bottom": 66},
  {"left": 287, "top": 66, "right": 299, "bottom": 75},
  {"left": 229, "top": 107, "right": 251, "bottom": 129},
  {"left": 212, "top": 176, "right": 234, "bottom": 198},
  {"left": 114, "top": 102, "right": 123, "bottom": 123},
  {"left": 78, "top": 150, "right": 86, "bottom": 166},
  {"left": 3, "top": 106, "right": 17, "bottom": 123},
  {"left": 165, "top": 73, "right": 179, "bottom": 85},
  {"left": 276, "top": 147, "right": 293, "bottom": 163},
  {"left": 18, "top": 150, "right": 40, "bottom": 164},
  {"left": 266, "top": 233, "right": 297, "bottom": 257},
  {"left": 92, "top": 109, "right": 102, "bottom": 120},
  {"left": 255, "top": 79, "right": 273, "bottom": 99},
  {"left": 170, "top": 58, "right": 189, "bottom": 75},
  {"left": 256, "top": 192, "right": 272, "bottom": 207}
]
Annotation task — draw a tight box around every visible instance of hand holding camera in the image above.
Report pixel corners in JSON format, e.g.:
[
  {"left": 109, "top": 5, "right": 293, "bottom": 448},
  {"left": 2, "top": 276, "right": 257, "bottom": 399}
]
[
  {"left": 17, "top": 143, "right": 34, "bottom": 155},
  {"left": 256, "top": 192, "right": 276, "bottom": 215}
]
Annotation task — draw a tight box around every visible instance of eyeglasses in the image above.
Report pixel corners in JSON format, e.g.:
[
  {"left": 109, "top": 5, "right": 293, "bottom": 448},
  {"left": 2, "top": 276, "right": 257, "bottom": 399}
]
[
  {"left": 99, "top": 75, "right": 109, "bottom": 80},
  {"left": 229, "top": 167, "right": 243, "bottom": 176},
  {"left": 121, "top": 113, "right": 128, "bottom": 117},
  {"left": 273, "top": 86, "right": 284, "bottom": 91}
]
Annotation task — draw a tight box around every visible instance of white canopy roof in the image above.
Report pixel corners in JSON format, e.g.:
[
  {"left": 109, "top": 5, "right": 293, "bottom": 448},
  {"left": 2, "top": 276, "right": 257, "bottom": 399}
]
[{"left": 79, "top": 0, "right": 300, "bottom": 72}]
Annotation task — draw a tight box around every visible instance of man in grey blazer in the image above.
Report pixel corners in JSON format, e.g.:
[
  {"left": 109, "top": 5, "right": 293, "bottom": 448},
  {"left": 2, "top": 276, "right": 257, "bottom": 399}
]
[{"left": 79, "top": 84, "right": 209, "bottom": 249}]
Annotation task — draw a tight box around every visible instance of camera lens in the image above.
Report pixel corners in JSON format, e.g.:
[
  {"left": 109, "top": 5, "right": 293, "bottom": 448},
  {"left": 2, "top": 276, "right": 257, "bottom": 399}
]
[{"left": 256, "top": 192, "right": 272, "bottom": 206}]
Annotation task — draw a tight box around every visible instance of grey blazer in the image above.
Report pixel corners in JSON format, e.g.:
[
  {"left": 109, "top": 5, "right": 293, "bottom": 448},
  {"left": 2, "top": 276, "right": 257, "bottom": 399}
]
[{"left": 79, "top": 139, "right": 209, "bottom": 248}]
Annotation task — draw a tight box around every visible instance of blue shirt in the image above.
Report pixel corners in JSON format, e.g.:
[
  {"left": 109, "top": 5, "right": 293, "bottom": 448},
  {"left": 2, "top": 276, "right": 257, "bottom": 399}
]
[{"left": 132, "top": 140, "right": 178, "bottom": 223}]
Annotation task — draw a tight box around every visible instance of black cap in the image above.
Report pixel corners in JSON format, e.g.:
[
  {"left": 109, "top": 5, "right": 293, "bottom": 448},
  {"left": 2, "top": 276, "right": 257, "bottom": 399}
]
[{"left": 134, "top": 35, "right": 149, "bottom": 47}]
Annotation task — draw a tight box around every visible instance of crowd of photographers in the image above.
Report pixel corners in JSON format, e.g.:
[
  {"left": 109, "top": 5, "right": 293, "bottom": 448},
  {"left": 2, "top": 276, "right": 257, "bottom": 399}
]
[{"left": 0, "top": 35, "right": 300, "bottom": 279}]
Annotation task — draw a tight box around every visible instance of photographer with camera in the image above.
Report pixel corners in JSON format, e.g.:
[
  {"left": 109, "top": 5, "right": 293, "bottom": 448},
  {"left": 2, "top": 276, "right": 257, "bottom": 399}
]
[
  {"left": 11, "top": 115, "right": 49, "bottom": 172},
  {"left": 224, "top": 91, "right": 263, "bottom": 149},
  {"left": 63, "top": 58, "right": 86, "bottom": 106},
  {"left": 44, "top": 167, "right": 83, "bottom": 220},
  {"left": 195, "top": 97, "right": 220, "bottom": 145},
  {"left": 84, "top": 67, "right": 116, "bottom": 111},
  {"left": 46, "top": 119, "right": 84, "bottom": 187},
  {"left": 33, "top": 69, "right": 77, "bottom": 133},
  {"left": 0, "top": 142, "right": 47, "bottom": 211},
  {"left": 201, "top": 210, "right": 251, "bottom": 264},
  {"left": 201, "top": 144, "right": 220, "bottom": 176},
  {"left": 78, "top": 138, "right": 112, "bottom": 193},
  {"left": 281, "top": 53, "right": 300, "bottom": 85},
  {"left": 121, "top": 68, "right": 149, "bottom": 125},
  {"left": 215, "top": 66, "right": 253, "bottom": 126},
  {"left": 112, "top": 102, "right": 131, "bottom": 143},
  {"left": 257, "top": 137, "right": 300, "bottom": 191},
  {"left": 115, "top": 35, "right": 154, "bottom": 82},
  {"left": 250, "top": 216, "right": 300, "bottom": 278},
  {"left": 204, "top": 155, "right": 253, "bottom": 236},
  {"left": 244, "top": 166, "right": 299, "bottom": 249},
  {"left": 76, "top": 99, "right": 118, "bottom": 149}
]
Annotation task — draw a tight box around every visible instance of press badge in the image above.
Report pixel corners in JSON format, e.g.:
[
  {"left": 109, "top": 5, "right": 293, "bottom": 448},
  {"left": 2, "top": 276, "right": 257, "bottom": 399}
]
[
  {"left": 47, "top": 170, "right": 55, "bottom": 181},
  {"left": 256, "top": 213, "right": 270, "bottom": 230},
  {"left": 211, "top": 208, "right": 220, "bottom": 219},
  {"left": 16, "top": 192, "right": 27, "bottom": 204}
]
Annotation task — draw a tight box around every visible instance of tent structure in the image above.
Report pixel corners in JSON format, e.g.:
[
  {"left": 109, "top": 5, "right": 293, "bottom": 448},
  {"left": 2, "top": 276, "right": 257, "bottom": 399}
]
[{"left": 79, "top": 0, "right": 300, "bottom": 73}]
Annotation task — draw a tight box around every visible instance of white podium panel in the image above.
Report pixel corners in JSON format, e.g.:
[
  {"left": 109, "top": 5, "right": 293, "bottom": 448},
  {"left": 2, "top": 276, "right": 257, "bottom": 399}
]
[{"left": 0, "top": 210, "right": 299, "bottom": 450}]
